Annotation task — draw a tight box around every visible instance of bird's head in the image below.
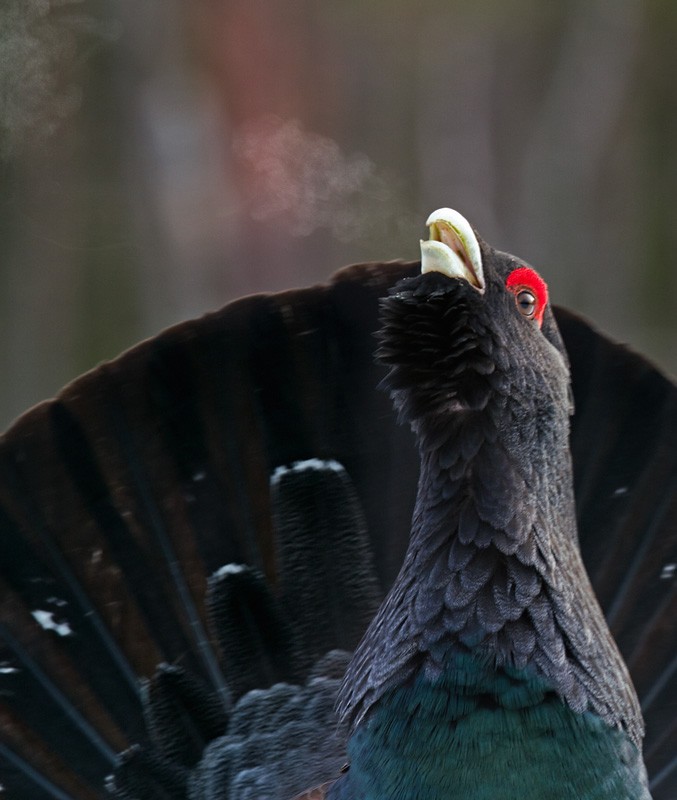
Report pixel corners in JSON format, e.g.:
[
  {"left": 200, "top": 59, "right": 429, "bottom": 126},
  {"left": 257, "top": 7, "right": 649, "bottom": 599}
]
[{"left": 378, "top": 208, "right": 572, "bottom": 442}]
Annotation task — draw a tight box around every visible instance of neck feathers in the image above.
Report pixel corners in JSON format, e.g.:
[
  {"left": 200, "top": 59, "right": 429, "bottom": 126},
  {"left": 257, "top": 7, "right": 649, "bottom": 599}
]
[{"left": 337, "top": 393, "right": 644, "bottom": 747}]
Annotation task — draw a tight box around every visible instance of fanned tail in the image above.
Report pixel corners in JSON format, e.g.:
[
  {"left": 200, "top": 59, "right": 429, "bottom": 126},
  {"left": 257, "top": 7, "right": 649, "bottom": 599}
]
[{"left": 0, "top": 262, "right": 674, "bottom": 799}]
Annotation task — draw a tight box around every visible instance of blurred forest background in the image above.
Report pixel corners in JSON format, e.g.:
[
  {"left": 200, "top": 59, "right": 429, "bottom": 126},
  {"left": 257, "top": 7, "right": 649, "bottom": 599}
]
[{"left": 1, "top": 0, "right": 676, "bottom": 431}]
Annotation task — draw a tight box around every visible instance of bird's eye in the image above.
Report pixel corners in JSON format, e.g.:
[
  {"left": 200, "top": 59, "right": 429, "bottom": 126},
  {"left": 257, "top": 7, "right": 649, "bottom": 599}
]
[
  {"left": 505, "top": 266, "right": 548, "bottom": 328},
  {"left": 516, "top": 290, "right": 536, "bottom": 318}
]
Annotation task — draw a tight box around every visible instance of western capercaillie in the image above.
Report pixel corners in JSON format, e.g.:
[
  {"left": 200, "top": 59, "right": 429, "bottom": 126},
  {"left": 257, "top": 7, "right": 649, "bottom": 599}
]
[
  {"left": 326, "top": 209, "right": 651, "bottom": 799},
  {"left": 0, "top": 210, "right": 673, "bottom": 799}
]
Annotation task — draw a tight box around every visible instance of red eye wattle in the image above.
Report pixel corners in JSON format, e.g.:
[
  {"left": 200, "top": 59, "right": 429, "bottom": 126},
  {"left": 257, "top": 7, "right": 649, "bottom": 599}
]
[{"left": 506, "top": 266, "right": 548, "bottom": 327}]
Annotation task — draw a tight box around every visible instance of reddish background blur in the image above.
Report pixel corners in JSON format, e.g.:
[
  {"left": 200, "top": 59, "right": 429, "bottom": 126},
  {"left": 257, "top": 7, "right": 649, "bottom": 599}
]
[{"left": 1, "top": 0, "right": 676, "bottom": 429}]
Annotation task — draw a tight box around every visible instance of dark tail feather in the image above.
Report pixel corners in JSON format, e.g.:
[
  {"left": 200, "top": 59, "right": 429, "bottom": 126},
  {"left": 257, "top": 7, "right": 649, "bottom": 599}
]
[
  {"left": 106, "top": 745, "right": 188, "bottom": 800},
  {"left": 650, "top": 753, "right": 677, "bottom": 797},
  {"left": 206, "top": 563, "right": 300, "bottom": 696},
  {"left": 141, "top": 664, "right": 227, "bottom": 768},
  {"left": 271, "top": 460, "right": 382, "bottom": 661},
  {"left": 0, "top": 263, "right": 674, "bottom": 798},
  {"left": 555, "top": 306, "right": 677, "bottom": 799}
]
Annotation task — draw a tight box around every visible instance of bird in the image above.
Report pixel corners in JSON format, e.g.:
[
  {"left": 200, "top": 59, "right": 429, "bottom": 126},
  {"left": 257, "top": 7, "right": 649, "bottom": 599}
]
[{"left": 0, "top": 209, "right": 674, "bottom": 799}]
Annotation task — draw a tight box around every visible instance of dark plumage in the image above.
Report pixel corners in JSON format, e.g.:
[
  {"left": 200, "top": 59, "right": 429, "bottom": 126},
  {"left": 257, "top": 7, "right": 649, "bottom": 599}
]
[
  {"left": 0, "top": 210, "right": 674, "bottom": 799},
  {"left": 331, "top": 211, "right": 649, "bottom": 799}
]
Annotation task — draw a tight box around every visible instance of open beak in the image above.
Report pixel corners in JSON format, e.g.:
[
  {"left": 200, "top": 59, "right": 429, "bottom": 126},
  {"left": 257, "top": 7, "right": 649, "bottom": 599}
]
[{"left": 420, "top": 208, "right": 485, "bottom": 293}]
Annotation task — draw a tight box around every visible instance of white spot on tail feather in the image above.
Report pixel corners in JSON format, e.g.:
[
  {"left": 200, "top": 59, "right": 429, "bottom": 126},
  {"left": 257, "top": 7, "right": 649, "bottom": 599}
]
[
  {"left": 271, "top": 459, "right": 345, "bottom": 485},
  {"left": 31, "top": 609, "right": 73, "bottom": 637},
  {"left": 213, "top": 563, "right": 248, "bottom": 578},
  {"left": 47, "top": 596, "right": 68, "bottom": 607}
]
